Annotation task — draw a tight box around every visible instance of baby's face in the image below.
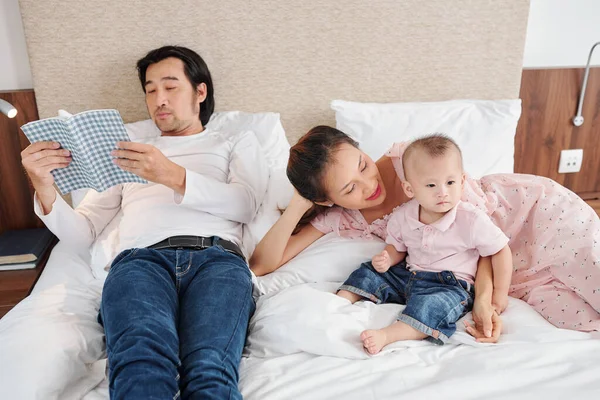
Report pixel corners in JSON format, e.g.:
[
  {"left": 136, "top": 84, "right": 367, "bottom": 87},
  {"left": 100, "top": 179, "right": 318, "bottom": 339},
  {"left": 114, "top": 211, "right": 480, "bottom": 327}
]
[{"left": 403, "top": 149, "right": 465, "bottom": 214}]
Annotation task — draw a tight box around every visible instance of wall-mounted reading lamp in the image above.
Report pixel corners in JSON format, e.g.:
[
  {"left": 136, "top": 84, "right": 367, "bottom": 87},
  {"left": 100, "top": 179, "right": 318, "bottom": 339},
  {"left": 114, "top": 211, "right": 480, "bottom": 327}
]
[
  {"left": 573, "top": 42, "right": 600, "bottom": 127},
  {"left": 0, "top": 98, "right": 18, "bottom": 119}
]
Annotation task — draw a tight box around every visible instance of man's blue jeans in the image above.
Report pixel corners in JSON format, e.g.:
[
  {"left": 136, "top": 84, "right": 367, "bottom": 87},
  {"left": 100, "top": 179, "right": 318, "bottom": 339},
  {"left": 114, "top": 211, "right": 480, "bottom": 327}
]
[{"left": 99, "top": 244, "right": 254, "bottom": 399}]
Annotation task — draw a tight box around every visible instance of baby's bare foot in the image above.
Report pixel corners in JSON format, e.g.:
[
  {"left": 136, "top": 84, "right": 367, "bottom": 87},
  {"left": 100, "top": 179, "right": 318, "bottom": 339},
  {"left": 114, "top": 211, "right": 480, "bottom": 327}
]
[{"left": 360, "top": 329, "right": 388, "bottom": 354}]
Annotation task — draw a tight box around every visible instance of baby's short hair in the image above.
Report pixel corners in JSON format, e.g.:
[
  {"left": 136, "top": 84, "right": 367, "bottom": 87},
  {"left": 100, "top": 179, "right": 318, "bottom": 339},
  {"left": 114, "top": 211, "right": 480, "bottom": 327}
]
[{"left": 402, "top": 134, "right": 463, "bottom": 179}]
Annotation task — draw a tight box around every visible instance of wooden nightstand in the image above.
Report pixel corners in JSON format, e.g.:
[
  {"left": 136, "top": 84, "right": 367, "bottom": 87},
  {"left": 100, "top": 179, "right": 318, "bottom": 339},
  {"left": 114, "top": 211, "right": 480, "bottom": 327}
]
[{"left": 0, "top": 237, "right": 58, "bottom": 319}]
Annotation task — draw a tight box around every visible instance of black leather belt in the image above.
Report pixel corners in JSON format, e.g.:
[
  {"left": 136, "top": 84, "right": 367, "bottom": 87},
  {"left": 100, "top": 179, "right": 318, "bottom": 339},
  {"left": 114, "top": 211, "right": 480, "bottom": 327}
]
[{"left": 147, "top": 236, "right": 245, "bottom": 260}]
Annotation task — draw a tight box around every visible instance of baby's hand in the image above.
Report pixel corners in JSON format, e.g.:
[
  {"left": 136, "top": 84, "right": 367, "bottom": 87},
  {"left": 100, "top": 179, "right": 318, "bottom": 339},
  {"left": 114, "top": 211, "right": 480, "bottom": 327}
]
[
  {"left": 492, "top": 291, "right": 509, "bottom": 314},
  {"left": 372, "top": 250, "right": 391, "bottom": 273}
]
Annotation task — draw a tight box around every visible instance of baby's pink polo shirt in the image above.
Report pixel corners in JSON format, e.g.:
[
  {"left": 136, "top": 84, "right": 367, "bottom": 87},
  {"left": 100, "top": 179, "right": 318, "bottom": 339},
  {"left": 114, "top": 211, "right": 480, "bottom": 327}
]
[{"left": 386, "top": 199, "right": 509, "bottom": 283}]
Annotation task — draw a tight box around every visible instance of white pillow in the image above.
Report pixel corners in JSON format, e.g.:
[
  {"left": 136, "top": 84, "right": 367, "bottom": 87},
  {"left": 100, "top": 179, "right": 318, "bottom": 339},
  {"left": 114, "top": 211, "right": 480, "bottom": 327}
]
[
  {"left": 332, "top": 99, "right": 522, "bottom": 178},
  {"left": 209, "top": 111, "right": 290, "bottom": 170},
  {"left": 76, "top": 111, "right": 292, "bottom": 279},
  {"left": 255, "top": 233, "right": 386, "bottom": 296}
]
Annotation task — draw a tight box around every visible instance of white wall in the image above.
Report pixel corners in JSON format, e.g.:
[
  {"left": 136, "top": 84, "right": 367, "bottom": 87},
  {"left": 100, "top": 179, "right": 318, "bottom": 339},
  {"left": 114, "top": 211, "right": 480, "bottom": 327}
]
[
  {"left": 523, "top": 0, "right": 600, "bottom": 68},
  {"left": 0, "top": 0, "right": 33, "bottom": 90}
]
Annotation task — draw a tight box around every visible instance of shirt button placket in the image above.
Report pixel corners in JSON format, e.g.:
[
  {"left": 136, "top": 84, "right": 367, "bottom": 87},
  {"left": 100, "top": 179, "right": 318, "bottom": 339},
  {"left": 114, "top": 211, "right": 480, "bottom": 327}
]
[{"left": 422, "top": 227, "right": 429, "bottom": 250}]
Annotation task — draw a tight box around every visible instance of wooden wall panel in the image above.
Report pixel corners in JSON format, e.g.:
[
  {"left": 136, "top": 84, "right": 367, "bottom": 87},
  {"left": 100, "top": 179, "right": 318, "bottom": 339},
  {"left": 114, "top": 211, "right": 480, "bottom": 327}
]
[
  {"left": 516, "top": 68, "right": 600, "bottom": 197},
  {"left": 0, "top": 90, "right": 43, "bottom": 235}
]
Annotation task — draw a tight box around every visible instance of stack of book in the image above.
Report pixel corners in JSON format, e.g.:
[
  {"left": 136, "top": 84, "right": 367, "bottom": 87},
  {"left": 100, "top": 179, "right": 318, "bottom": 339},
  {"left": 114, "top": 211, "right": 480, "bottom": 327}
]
[{"left": 0, "top": 228, "right": 56, "bottom": 271}]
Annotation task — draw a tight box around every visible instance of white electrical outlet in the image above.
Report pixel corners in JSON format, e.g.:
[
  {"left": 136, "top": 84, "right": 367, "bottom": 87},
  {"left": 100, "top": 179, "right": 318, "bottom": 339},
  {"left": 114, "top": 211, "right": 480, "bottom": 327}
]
[{"left": 558, "top": 149, "right": 583, "bottom": 174}]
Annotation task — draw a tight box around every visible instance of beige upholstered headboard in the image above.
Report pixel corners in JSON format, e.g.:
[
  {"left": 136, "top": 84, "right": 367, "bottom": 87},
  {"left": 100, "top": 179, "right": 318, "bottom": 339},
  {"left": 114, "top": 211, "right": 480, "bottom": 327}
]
[{"left": 19, "top": 0, "right": 529, "bottom": 143}]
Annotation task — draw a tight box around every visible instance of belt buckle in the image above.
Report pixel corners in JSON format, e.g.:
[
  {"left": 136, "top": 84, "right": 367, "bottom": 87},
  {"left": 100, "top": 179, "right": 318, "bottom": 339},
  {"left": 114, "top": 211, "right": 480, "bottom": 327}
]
[
  {"left": 191, "top": 236, "right": 209, "bottom": 249},
  {"left": 199, "top": 236, "right": 208, "bottom": 248}
]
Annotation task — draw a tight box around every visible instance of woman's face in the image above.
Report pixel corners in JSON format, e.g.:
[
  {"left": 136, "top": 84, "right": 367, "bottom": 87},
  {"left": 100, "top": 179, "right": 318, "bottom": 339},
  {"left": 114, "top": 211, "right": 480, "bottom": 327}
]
[{"left": 320, "top": 143, "right": 387, "bottom": 210}]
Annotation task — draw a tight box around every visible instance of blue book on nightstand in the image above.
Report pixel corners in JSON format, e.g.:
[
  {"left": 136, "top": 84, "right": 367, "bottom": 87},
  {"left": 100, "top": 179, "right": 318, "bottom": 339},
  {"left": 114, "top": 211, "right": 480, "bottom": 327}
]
[{"left": 0, "top": 228, "right": 56, "bottom": 271}]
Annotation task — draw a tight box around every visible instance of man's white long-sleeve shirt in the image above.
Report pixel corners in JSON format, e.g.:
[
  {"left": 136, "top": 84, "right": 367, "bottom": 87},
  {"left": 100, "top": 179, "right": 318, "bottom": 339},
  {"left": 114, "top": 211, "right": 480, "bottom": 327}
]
[{"left": 34, "top": 129, "right": 268, "bottom": 256}]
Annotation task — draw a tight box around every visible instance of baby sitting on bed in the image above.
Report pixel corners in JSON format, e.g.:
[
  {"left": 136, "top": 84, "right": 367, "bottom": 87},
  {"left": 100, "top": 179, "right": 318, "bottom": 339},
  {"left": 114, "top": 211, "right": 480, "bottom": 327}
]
[{"left": 337, "top": 134, "right": 513, "bottom": 354}]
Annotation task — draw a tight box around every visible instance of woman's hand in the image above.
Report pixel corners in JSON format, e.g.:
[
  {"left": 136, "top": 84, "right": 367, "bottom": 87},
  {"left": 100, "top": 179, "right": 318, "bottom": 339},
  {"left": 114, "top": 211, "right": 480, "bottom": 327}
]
[
  {"left": 465, "top": 306, "right": 502, "bottom": 343},
  {"left": 465, "top": 311, "right": 502, "bottom": 343},
  {"left": 288, "top": 189, "right": 314, "bottom": 214},
  {"left": 249, "top": 189, "right": 324, "bottom": 276}
]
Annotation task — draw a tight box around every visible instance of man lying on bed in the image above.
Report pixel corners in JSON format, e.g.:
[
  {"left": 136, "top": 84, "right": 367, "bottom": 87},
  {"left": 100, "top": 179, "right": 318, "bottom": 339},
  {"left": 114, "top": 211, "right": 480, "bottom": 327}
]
[{"left": 20, "top": 45, "right": 268, "bottom": 400}]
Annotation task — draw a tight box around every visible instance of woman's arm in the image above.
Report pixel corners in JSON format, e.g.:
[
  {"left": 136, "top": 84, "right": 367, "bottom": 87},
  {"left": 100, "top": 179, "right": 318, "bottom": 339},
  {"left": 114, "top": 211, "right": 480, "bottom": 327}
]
[
  {"left": 469, "top": 256, "right": 501, "bottom": 341},
  {"left": 250, "top": 191, "right": 324, "bottom": 276},
  {"left": 475, "top": 256, "right": 494, "bottom": 300},
  {"left": 490, "top": 245, "right": 513, "bottom": 313}
]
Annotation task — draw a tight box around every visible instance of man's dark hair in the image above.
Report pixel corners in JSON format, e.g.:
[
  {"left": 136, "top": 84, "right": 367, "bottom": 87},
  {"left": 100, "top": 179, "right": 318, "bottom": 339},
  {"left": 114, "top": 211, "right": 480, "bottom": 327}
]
[{"left": 137, "top": 45, "right": 215, "bottom": 125}]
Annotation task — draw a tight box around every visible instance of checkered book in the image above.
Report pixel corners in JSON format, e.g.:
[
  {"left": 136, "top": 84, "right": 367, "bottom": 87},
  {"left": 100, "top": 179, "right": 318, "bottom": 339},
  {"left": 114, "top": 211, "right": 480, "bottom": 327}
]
[{"left": 21, "top": 109, "right": 147, "bottom": 194}]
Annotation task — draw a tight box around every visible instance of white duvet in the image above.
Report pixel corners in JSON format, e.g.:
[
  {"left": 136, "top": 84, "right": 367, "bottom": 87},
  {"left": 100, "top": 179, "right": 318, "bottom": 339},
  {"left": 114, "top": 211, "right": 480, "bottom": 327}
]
[
  {"left": 246, "top": 282, "right": 593, "bottom": 360},
  {"left": 240, "top": 282, "right": 600, "bottom": 400},
  {"left": 2, "top": 236, "right": 600, "bottom": 399}
]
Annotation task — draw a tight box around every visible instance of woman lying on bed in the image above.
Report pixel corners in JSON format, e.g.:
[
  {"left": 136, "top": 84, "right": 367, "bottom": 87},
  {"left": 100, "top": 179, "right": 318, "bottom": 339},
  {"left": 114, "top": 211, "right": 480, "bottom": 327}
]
[{"left": 250, "top": 126, "right": 600, "bottom": 340}]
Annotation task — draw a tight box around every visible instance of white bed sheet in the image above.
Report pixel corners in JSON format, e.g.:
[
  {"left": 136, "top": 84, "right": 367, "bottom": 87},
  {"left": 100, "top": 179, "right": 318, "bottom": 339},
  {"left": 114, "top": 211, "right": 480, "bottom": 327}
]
[
  {"left": 239, "top": 340, "right": 600, "bottom": 400},
  {"left": 2, "top": 242, "right": 600, "bottom": 400}
]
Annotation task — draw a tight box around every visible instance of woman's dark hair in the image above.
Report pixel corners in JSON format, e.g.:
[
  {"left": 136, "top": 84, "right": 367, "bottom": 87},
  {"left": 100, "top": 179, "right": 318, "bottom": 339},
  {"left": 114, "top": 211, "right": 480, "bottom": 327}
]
[
  {"left": 287, "top": 126, "right": 359, "bottom": 234},
  {"left": 136, "top": 45, "right": 215, "bottom": 126}
]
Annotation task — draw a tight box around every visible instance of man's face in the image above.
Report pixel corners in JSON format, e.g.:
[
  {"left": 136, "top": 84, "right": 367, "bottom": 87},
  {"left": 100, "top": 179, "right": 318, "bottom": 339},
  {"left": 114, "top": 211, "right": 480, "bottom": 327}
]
[{"left": 143, "top": 57, "right": 206, "bottom": 135}]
